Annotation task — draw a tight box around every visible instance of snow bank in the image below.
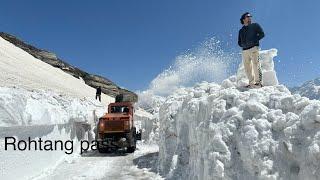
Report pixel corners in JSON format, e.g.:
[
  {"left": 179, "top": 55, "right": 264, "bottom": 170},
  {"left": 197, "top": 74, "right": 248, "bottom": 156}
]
[
  {"left": 158, "top": 49, "right": 320, "bottom": 180},
  {"left": 0, "top": 87, "right": 106, "bottom": 179},
  {"left": 135, "top": 108, "right": 153, "bottom": 140},
  {"left": 137, "top": 91, "right": 167, "bottom": 143},
  {"left": 0, "top": 87, "right": 106, "bottom": 127}
]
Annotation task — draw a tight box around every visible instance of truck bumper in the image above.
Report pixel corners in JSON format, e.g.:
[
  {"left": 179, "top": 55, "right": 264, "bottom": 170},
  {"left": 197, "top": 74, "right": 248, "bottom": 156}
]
[
  {"left": 97, "top": 138, "right": 129, "bottom": 148},
  {"left": 97, "top": 132, "right": 131, "bottom": 148}
]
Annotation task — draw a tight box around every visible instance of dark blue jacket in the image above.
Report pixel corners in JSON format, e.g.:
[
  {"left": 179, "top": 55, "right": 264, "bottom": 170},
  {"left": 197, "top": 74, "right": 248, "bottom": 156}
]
[
  {"left": 238, "top": 23, "right": 265, "bottom": 50},
  {"left": 96, "top": 87, "right": 102, "bottom": 95}
]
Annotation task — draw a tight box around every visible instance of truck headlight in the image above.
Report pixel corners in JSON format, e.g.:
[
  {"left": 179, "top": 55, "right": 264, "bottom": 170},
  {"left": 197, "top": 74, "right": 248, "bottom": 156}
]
[
  {"left": 98, "top": 120, "right": 105, "bottom": 131},
  {"left": 124, "top": 120, "right": 130, "bottom": 130}
]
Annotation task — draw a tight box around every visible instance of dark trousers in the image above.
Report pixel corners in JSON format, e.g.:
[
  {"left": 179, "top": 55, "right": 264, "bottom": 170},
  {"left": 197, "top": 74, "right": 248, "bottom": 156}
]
[{"left": 96, "top": 94, "right": 101, "bottom": 102}]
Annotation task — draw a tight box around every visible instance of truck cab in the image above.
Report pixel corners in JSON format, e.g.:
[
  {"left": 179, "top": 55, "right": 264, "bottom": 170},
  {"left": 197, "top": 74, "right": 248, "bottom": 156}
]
[{"left": 97, "top": 101, "right": 141, "bottom": 153}]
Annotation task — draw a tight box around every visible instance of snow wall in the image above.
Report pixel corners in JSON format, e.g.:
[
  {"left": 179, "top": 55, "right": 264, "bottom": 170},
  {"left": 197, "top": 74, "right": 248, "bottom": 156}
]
[
  {"left": 135, "top": 94, "right": 165, "bottom": 144},
  {"left": 158, "top": 49, "right": 320, "bottom": 180},
  {"left": 134, "top": 108, "right": 156, "bottom": 143},
  {"left": 0, "top": 87, "right": 106, "bottom": 180}
]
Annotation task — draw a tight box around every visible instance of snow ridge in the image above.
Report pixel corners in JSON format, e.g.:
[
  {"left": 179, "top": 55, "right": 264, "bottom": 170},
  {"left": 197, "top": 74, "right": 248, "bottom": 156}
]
[{"left": 158, "top": 49, "right": 320, "bottom": 180}]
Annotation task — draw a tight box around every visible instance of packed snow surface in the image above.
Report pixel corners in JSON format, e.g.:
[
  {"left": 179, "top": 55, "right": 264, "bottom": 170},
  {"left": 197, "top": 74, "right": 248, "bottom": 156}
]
[
  {"left": 158, "top": 49, "right": 320, "bottom": 180},
  {"left": 34, "top": 144, "right": 162, "bottom": 180}
]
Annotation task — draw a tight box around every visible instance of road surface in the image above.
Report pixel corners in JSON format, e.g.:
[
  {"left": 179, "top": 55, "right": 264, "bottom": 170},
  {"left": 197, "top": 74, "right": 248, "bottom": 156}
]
[{"left": 33, "top": 144, "right": 162, "bottom": 180}]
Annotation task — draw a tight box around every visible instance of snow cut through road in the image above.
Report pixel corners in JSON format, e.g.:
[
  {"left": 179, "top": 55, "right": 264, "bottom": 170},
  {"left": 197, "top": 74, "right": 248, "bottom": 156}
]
[{"left": 32, "top": 144, "right": 163, "bottom": 180}]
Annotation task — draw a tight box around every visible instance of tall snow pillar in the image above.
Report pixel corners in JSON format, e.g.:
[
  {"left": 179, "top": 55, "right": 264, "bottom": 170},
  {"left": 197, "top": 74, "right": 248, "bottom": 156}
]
[{"left": 237, "top": 48, "right": 279, "bottom": 87}]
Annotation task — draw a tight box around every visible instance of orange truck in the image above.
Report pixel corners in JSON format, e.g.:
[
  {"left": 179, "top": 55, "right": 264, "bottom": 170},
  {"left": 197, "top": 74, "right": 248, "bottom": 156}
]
[{"left": 96, "top": 98, "right": 141, "bottom": 153}]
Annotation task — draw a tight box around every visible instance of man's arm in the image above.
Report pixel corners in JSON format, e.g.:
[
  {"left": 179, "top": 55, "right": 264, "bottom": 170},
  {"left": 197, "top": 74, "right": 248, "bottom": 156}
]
[
  {"left": 256, "top": 23, "right": 265, "bottom": 40},
  {"left": 238, "top": 30, "right": 242, "bottom": 47}
]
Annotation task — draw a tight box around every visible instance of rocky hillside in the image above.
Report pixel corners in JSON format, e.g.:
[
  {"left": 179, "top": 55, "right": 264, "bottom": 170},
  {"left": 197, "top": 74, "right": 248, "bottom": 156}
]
[{"left": 0, "top": 32, "right": 137, "bottom": 102}]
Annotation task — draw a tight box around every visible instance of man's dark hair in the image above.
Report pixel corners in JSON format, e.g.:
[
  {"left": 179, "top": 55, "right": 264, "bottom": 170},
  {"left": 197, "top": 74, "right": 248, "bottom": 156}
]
[{"left": 240, "top": 12, "right": 250, "bottom": 24}]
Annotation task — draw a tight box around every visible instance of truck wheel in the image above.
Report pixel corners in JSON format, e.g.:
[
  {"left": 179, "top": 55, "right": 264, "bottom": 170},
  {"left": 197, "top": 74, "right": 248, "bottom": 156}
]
[
  {"left": 127, "top": 130, "right": 136, "bottom": 153},
  {"left": 126, "top": 146, "right": 136, "bottom": 153},
  {"left": 98, "top": 147, "right": 108, "bottom": 153}
]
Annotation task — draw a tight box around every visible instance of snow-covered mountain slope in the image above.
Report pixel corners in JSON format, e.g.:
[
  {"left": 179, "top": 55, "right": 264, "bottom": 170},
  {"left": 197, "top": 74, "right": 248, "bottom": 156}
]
[
  {"left": 290, "top": 78, "right": 320, "bottom": 100},
  {"left": 157, "top": 49, "right": 320, "bottom": 180},
  {"left": 0, "top": 36, "right": 114, "bottom": 105},
  {"left": 0, "top": 32, "right": 137, "bottom": 102}
]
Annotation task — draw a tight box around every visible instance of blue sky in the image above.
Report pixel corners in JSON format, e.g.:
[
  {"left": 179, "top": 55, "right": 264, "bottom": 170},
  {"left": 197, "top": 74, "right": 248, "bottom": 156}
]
[{"left": 1, "top": 0, "right": 320, "bottom": 91}]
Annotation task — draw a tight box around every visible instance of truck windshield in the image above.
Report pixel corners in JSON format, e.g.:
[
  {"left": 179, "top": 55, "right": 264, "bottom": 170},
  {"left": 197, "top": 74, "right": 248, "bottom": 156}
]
[{"left": 110, "top": 106, "right": 129, "bottom": 113}]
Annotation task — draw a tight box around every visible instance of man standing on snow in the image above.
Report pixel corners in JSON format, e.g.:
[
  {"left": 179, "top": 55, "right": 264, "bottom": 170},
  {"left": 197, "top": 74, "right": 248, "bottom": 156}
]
[
  {"left": 238, "top": 12, "right": 265, "bottom": 88},
  {"left": 96, "top": 86, "right": 102, "bottom": 102}
]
